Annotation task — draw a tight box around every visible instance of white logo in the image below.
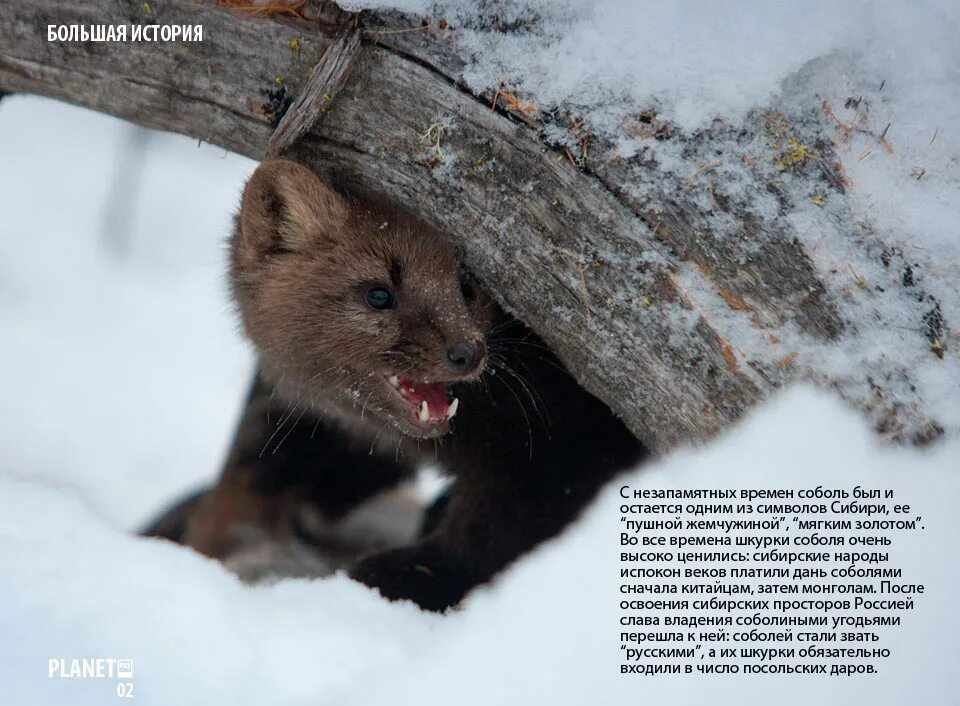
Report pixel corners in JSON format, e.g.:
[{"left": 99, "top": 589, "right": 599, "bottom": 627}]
[
  {"left": 48, "top": 658, "right": 135, "bottom": 699},
  {"left": 117, "top": 659, "right": 134, "bottom": 679}
]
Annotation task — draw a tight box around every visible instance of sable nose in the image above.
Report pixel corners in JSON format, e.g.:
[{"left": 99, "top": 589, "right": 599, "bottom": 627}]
[{"left": 447, "top": 340, "right": 485, "bottom": 374}]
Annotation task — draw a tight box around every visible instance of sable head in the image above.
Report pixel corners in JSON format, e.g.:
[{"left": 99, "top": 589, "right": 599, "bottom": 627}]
[{"left": 231, "top": 159, "right": 491, "bottom": 439}]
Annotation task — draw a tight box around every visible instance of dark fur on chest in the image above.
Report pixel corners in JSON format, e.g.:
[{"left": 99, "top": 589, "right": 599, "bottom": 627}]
[{"left": 145, "top": 313, "right": 644, "bottom": 610}]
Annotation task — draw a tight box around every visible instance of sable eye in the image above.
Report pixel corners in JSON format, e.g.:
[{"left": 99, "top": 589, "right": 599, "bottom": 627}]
[{"left": 365, "top": 286, "right": 395, "bottom": 310}]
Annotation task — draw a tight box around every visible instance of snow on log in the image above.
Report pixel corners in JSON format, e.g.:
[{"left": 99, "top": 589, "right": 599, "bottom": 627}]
[{"left": 2, "top": 1, "right": 955, "bottom": 450}]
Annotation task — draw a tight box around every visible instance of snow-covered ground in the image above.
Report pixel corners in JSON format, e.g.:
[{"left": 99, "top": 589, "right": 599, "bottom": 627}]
[
  {"left": 2, "top": 0, "right": 960, "bottom": 701},
  {"left": 1, "top": 381, "right": 957, "bottom": 705},
  {"left": 0, "top": 98, "right": 255, "bottom": 530}
]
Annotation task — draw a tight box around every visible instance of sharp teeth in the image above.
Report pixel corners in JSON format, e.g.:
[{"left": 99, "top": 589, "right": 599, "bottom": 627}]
[
  {"left": 418, "top": 400, "right": 429, "bottom": 422},
  {"left": 388, "top": 375, "right": 399, "bottom": 387},
  {"left": 446, "top": 398, "right": 459, "bottom": 420}
]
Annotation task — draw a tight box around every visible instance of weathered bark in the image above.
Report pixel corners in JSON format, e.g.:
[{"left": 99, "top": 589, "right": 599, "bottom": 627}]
[{"left": 1, "top": 1, "right": 950, "bottom": 450}]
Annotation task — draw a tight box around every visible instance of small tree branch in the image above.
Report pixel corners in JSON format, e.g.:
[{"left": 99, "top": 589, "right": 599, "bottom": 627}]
[{"left": 267, "top": 26, "right": 361, "bottom": 157}]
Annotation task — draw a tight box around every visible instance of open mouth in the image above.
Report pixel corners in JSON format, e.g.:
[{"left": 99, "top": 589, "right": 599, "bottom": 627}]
[{"left": 384, "top": 374, "right": 459, "bottom": 427}]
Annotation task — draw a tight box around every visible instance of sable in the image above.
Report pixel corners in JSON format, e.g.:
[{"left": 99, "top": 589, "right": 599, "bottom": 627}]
[{"left": 145, "top": 160, "right": 645, "bottom": 611}]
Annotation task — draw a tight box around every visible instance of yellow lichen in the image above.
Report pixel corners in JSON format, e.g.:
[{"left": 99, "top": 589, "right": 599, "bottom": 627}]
[
  {"left": 774, "top": 138, "right": 813, "bottom": 171},
  {"left": 931, "top": 339, "right": 945, "bottom": 358},
  {"left": 765, "top": 113, "right": 817, "bottom": 173}
]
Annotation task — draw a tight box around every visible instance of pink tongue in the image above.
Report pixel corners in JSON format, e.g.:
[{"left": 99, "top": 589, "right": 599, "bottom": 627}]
[{"left": 399, "top": 377, "right": 450, "bottom": 410}]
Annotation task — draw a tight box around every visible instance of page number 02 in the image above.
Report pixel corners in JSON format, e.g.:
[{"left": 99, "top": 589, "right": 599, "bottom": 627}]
[{"left": 117, "top": 682, "right": 135, "bottom": 698}]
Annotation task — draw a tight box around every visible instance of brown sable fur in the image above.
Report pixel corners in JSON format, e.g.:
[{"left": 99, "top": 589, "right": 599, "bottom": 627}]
[
  {"left": 232, "top": 159, "right": 492, "bottom": 442},
  {"left": 144, "top": 160, "right": 646, "bottom": 611}
]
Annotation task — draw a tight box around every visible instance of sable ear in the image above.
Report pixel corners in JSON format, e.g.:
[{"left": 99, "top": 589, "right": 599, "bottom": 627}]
[{"left": 238, "top": 159, "right": 350, "bottom": 258}]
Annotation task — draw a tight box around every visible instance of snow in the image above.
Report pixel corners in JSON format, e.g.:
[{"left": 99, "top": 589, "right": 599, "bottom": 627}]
[
  {"left": 345, "top": 1, "right": 959, "bottom": 134},
  {"left": 0, "top": 97, "right": 256, "bottom": 530},
  {"left": 342, "top": 0, "right": 960, "bottom": 441},
  {"left": 1, "top": 386, "right": 957, "bottom": 706}
]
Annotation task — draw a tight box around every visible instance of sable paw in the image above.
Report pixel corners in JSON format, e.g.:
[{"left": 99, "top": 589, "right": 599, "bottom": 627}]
[{"left": 349, "top": 545, "right": 476, "bottom": 612}]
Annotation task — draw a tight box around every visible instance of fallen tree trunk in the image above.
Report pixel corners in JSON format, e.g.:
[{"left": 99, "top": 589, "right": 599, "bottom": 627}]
[{"left": 2, "top": 0, "right": 951, "bottom": 450}]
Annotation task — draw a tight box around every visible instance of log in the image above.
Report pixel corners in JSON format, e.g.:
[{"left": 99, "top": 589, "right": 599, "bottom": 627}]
[{"left": 1, "top": 0, "right": 950, "bottom": 450}]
